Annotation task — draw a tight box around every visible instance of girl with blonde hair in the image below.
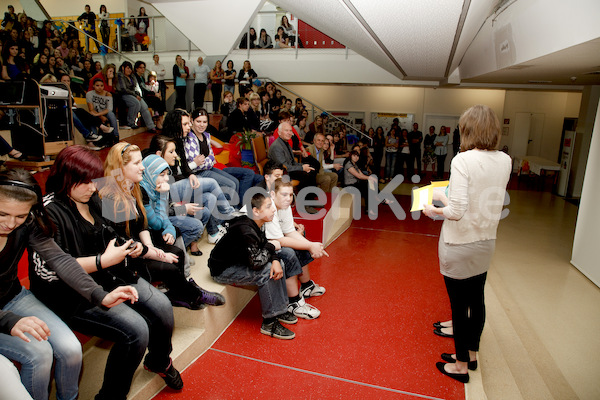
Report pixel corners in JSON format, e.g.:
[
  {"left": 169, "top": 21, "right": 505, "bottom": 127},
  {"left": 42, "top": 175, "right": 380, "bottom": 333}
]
[{"left": 100, "top": 143, "right": 222, "bottom": 309}]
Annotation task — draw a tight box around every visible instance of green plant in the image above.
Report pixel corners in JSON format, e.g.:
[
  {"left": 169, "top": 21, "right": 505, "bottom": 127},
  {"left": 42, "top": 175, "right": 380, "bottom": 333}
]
[{"left": 237, "top": 129, "right": 257, "bottom": 151}]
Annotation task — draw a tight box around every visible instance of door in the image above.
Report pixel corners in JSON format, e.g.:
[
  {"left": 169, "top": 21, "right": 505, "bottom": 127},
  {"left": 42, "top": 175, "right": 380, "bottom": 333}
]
[
  {"left": 512, "top": 112, "right": 531, "bottom": 157},
  {"left": 512, "top": 112, "right": 545, "bottom": 157},
  {"left": 527, "top": 113, "right": 544, "bottom": 156}
]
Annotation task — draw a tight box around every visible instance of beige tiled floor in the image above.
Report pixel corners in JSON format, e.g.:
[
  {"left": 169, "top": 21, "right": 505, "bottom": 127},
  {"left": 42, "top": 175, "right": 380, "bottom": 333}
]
[{"left": 484, "top": 190, "right": 600, "bottom": 400}]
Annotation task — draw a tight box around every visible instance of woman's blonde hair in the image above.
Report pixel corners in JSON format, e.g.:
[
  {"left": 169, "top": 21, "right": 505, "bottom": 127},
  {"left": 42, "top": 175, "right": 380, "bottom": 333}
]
[
  {"left": 39, "top": 73, "right": 57, "bottom": 83},
  {"left": 100, "top": 142, "right": 147, "bottom": 235},
  {"left": 459, "top": 105, "right": 501, "bottom": 151}
]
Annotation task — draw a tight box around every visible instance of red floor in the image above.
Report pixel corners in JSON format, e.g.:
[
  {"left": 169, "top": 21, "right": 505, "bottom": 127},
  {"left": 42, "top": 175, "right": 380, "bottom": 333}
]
[{"left": 154, "top": 199, "right": 465, "bottom": 400}]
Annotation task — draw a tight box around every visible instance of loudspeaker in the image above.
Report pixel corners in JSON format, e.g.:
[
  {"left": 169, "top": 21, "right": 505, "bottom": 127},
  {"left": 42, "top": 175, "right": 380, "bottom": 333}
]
[{"left": 43, "top": 99, "right": 71, "bottom": 142}]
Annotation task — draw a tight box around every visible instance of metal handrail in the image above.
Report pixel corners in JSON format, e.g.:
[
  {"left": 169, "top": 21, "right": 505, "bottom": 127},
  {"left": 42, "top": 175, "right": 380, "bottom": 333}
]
[
  {"left": 51, "top": 19, "right": 135, "bottom": 65},
  {"left": 260, "top": 77, "right": 372, "bottom": 145}
]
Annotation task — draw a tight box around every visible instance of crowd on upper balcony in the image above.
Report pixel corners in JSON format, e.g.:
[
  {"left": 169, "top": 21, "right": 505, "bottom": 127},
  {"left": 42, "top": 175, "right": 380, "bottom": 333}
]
[{"left": 239, "top": 15, "right": 303, "bottom": 49}]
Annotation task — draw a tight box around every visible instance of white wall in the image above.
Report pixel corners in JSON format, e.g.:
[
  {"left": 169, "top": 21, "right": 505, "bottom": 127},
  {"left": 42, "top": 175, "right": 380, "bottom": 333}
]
[
  {"left": 279, "top": 84, "right": 579, "bottom": 167},
  {"left": 569, "top": 86, "right": 600, "bottom": 197},
  {"left": 41, "top": 0, "right": 126, "bottom": 17},
  {"left": 572, "top": 97, "right": 600, "bottom": 288},
  {"left": 460, "top": 0, "right": 600, "bottom": 80},
  {"left": 503, "top": 91, "right": 582, "bottom": 161}
]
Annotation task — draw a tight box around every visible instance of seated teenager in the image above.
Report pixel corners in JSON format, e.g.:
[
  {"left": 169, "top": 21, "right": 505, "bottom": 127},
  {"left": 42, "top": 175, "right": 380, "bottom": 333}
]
[
  {"left": 343, "top": 150, "right": 391, "bottom": 216},
  {"left": 133, "top": 61, "right": 164, "bottom": 129},
  {"left": 86, "top": 77, "right": 119, "bottom": 146},
  {"left": 159, "top": 110, "right": 236, "bottom": 243},
  {"left": 146, "top": 134, "right": 232, "bottom": 250},
  {"left": 176, "top": 108, "right": 263, "bottom": 208},
  {"left": 28, "top": 145, "right": 183, "bottom": 398},
  {"left": 60, "top": 73, "right": 110, "bottom": 145},
  {"left": 257, "top": 159, "right": 284, "bottom": 192},
  {"left": 0, "top": 168, "right": 135, "bottom": 400},
  {"left": 264, "top": 179, "right": 327, "bottom": 319},
  {"left": 99, "top": 142, "right": 223, "bottom": 309},
  {"left": 226, "top": 97, "right": 252, "bottom": 142},
  {"left": 185, "top": 108, "right": 238, "bottom": 196},
  {"left": 115, "top": 61, "right": 157, "bottom": 132},
  {"left": 209, "top": 192, "right": 297, "bottom": 339},
  {"left": 307, "top": 133, "right": 340, "bottom": 192},
  {"left": 139, "top": 154, "right": 228, "bottom": 310},
  {"left": 141, "top": 153, "right": 200, "bottom": 270}
]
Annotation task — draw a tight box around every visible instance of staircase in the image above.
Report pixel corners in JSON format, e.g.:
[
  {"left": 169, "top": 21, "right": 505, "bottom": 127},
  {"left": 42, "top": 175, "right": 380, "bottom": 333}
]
[
  {"left": 476, "top": 267, "right": 579, "bottom": 400},
  {"left": 74, "top": 195, "right": 355, "bottom": 399}
]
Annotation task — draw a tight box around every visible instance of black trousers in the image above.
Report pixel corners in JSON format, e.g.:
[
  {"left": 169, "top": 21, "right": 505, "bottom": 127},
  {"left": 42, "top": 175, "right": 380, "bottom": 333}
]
[
  {"left": 394, "top": 152, "right": 411, "bottom": 178},
  {"left": 288, "top": 169, "right": 318, "bottom": 196},
  {"left": 175, "top": 85, "right": 187, "bottom": 110},
  {"left": 158, "top": 80, "right": 167, "bottom": 110},
  {"left": 436, "top": 154, "right": 447, "bottom": 179},
  {"left": 194, "top": 83, "right": 207, "bottom": 109},
  {"left": 410, "top": 148, "right": 421, "bottom": 175},
  {"left": 443, "top": 272, "right": 487, "bottom": 362},
  {"left": 211, "top": 83, "right": 222, "bottom": 113}
]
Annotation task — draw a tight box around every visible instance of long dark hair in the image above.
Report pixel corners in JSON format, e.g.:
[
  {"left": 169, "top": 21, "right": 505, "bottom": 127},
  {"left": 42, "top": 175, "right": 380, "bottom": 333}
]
[
  {"left": 148, "top": 135, "right": 176, "bottom": 157},
  {"left": 162, "top": 108, "right": 189, "bottom": 140},
  {"left": 0, "top": 169, "right": 51, "bottom": 235}
]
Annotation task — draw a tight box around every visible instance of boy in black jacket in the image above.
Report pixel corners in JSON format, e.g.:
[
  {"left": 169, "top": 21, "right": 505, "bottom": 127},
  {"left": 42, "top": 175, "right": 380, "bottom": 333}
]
[{"left": 209, "top": 191, "right": 297, "bottom": 339}]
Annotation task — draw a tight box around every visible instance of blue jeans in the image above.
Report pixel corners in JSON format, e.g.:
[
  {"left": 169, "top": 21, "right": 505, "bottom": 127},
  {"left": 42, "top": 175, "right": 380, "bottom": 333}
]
[
  {"left": 0, "top": 288, "right": 81, "bottom": 400},
  {"left": 224, "top": 84, "right": 235, "bottom": 97},
  {"left": 68, "top": 278, "right": 174, "bottom": 400},
  {"left": 169, "top": 213, "right": 204, "bottom": 248},
  {"left": 105, "top": 110, "right": 120, "bottom": 140},
  {"left": 73, "top": 111, "right": 94, "bottom": 139},
  {"left": 169, "top": 176, "right": 234, "bottom": 232},
  {"left": 223, "top": 167, "right": 264, "bottom": 207},
  {"left": 385, "top": 152, "right": 397, "bottom": 179},
  {"left": 197, "top": 168, "right": 239, "bottom": 204},
  {"left": 277, "top": 247, "right": 313, "bottom": 278},
  {"left": 121, "top": 94, "right": 155, "bottom": 129},
  {"left": 213, "top": 264, "right": 288, "bottom": 318}
]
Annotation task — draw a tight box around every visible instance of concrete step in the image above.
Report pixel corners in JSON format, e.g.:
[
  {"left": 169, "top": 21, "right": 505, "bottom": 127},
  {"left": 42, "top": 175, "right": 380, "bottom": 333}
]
[
  {"left": 74, "top": 197, "right": 353, "bottom": 399},
  {"left": 479, "top": 267, "right": 578, "bottom": 400}
]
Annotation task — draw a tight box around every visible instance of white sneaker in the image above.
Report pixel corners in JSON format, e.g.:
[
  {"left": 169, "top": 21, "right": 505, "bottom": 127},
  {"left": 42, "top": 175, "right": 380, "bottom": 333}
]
[
  {"left": 300, "top": 281, "right": 326, "bottom": 298},
  {"left": 121, "top": 125, "right": 132, "bottom": 130},
  {"left": 100, "top": 124, "right": 115, "bottom": 134},
  {"left": 217, "top": 224, "right": 227, "bottom": 235},
  {"left": 208, "top": 230, "right": 225, "bottom": 244},
  {"left": 288, "top": 297, "right": 320, "bottom": 319}
]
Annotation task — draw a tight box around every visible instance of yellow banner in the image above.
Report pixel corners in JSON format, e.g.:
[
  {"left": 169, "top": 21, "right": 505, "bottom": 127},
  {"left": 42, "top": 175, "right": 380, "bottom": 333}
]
[{"left": 377, "top": 113, "right": 408, "bottom": 118}]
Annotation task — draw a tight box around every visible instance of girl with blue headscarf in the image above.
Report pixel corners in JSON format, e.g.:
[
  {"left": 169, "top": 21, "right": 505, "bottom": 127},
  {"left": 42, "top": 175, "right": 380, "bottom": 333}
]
[{"left": 140, "top": 154, "right": 225, "bottom": 309}]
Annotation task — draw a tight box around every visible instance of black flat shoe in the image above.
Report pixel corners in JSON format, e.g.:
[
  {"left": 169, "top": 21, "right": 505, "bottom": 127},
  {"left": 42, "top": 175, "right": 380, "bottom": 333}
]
[
  {"left": 436, "top": 362, "right": 469, "bottom": 383},
  {"left": 8, "top": 152, "right": 26, "bottom": 161},
  {"left": 441, "top": 353, "right": 477, "bottom": 370},
  {"left": 433, "top": 321, "right": 452, "bottom": 329},
  {"left": 434, "top": 327, "right": 454, "bottom": 338},
  {"left": 190, "top": 250, "right": 202, "bottom": 256}
]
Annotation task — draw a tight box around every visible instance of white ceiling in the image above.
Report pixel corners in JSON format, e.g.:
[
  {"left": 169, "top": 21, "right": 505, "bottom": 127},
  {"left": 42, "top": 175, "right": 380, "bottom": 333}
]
[
  {"left": 271, "top": 0, "right": 600, "bottom": 86},
  {"left": 147, "top": 0, "right": 600, "bottom": 87}
]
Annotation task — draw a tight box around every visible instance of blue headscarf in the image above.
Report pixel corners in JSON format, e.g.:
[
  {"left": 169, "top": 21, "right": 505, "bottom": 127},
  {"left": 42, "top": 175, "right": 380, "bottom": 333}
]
[
  {"left": 140, "top": 155, "right": 175, "bottom": 237},
  {"left": 141, "top": 155, "right": 170, "bottom": 202}
]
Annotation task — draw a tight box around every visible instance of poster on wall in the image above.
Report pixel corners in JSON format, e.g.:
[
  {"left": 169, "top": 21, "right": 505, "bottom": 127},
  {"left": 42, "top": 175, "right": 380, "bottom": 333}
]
[
  {"left": 370, "top": 113, "right": 415, "bottom": 133},
  {"left": 327, "top": 111, "right": 365, "bottom": 133}
]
